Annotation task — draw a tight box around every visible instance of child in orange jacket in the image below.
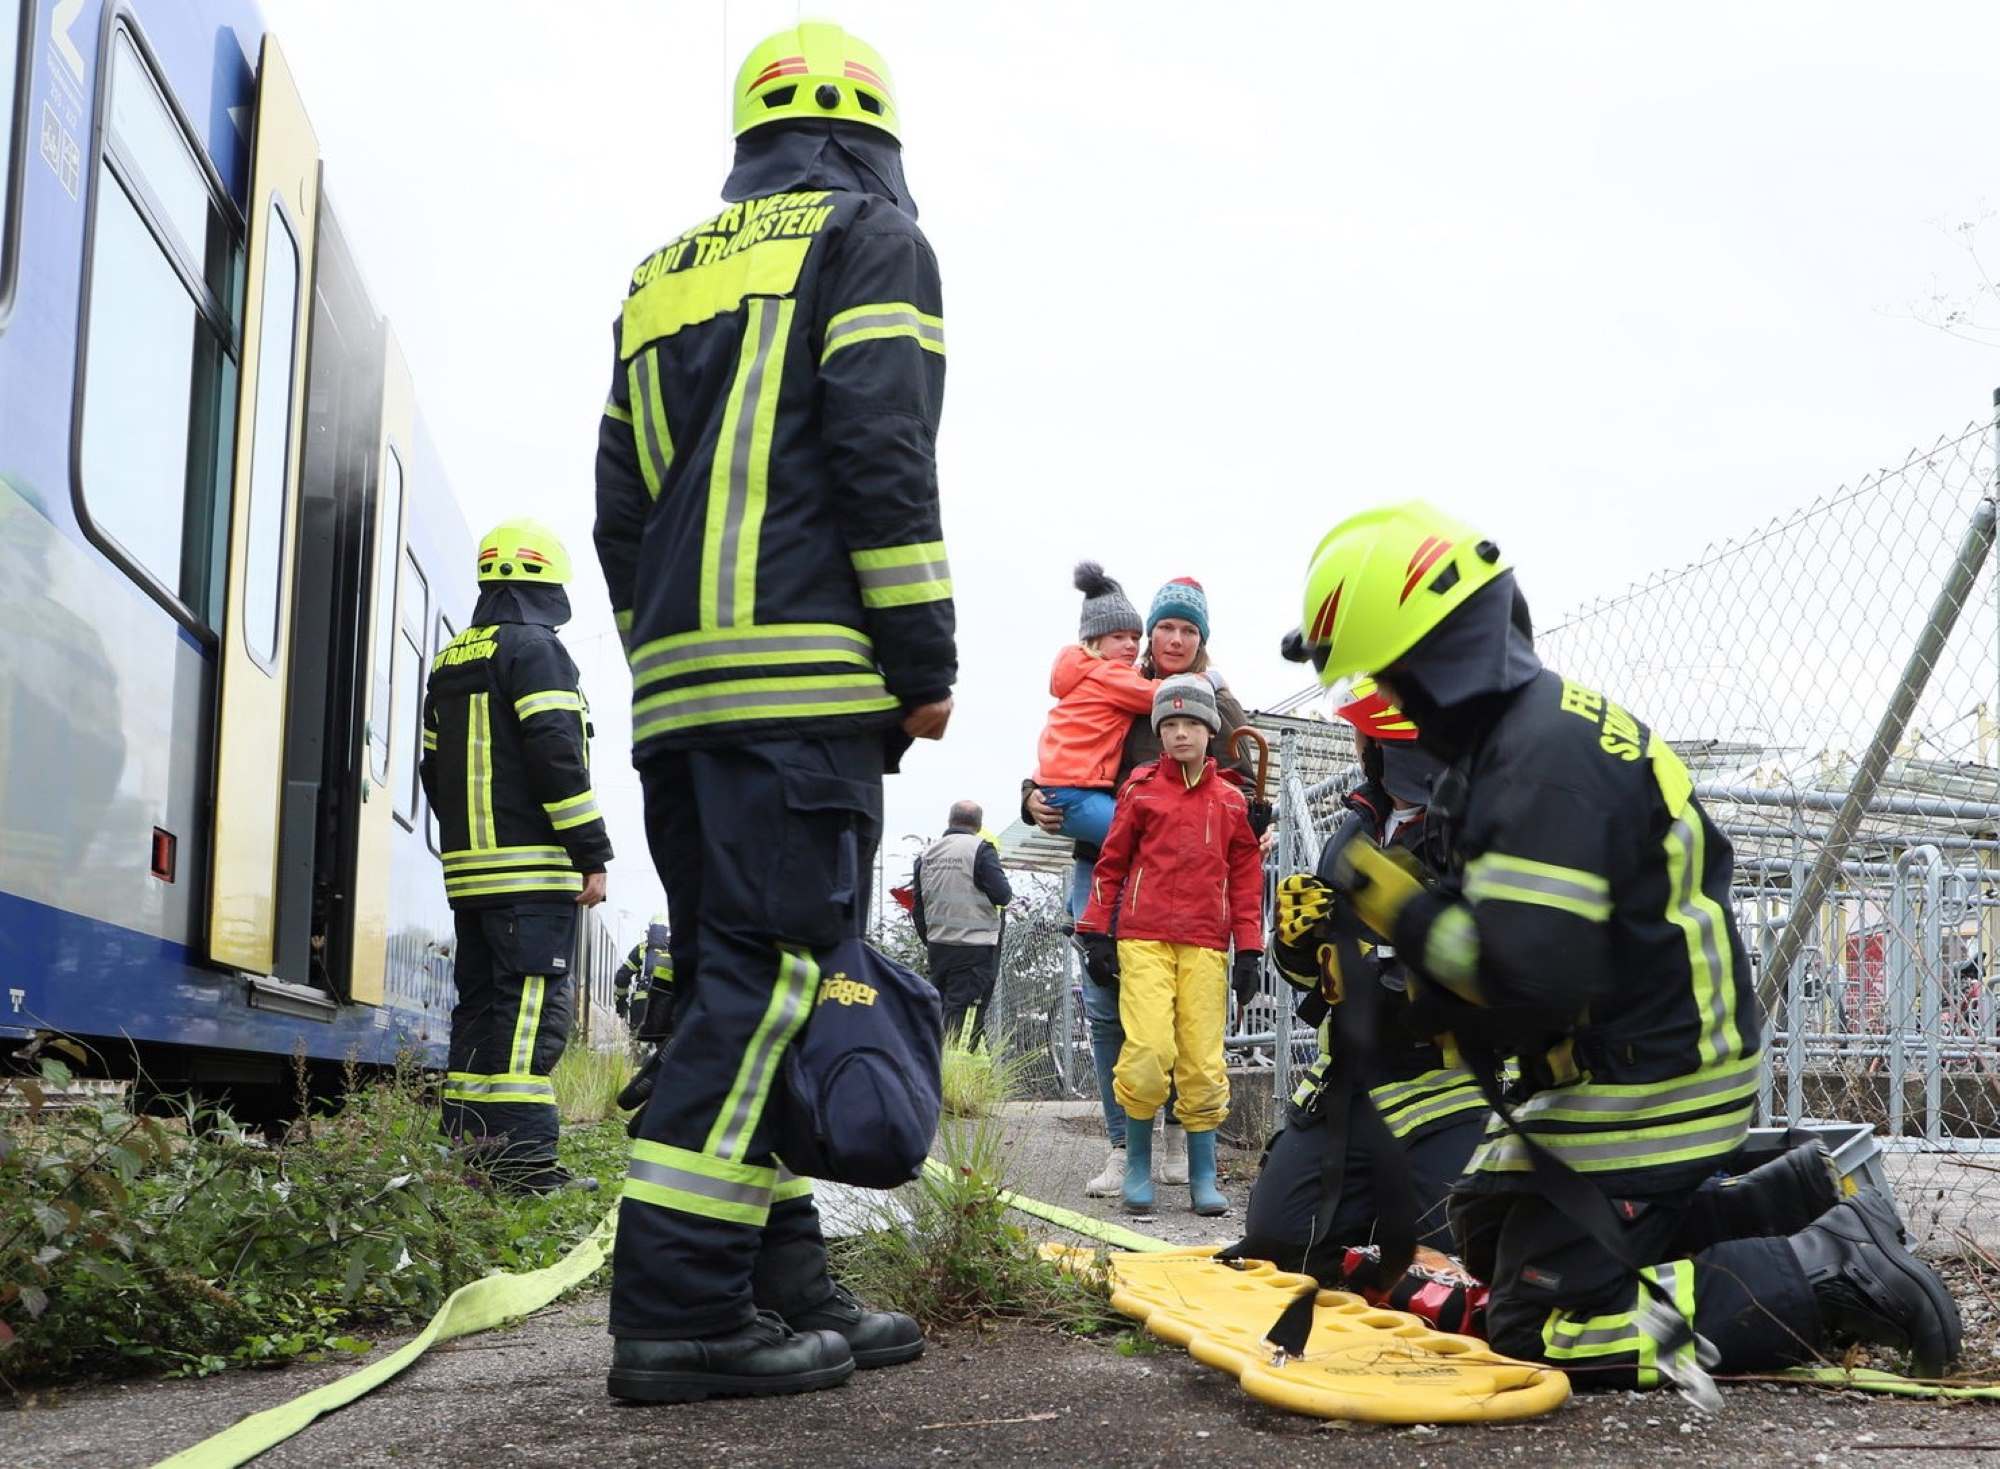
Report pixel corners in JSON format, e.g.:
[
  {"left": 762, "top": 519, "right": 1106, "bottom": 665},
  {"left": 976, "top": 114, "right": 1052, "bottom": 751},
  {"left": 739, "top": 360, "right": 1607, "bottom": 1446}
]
[
  {"left": 1032, "top": 562, "right": 1155, "bottom": 846},
  {"left": 1076, "top": 674, "right": 1264, "bottom": 1216}
]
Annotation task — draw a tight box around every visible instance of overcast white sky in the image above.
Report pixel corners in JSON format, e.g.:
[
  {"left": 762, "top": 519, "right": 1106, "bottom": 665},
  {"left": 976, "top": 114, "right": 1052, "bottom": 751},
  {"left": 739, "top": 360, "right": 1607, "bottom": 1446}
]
[{"left": 262, "top": 0, "right": 2000, "bottom": 942}]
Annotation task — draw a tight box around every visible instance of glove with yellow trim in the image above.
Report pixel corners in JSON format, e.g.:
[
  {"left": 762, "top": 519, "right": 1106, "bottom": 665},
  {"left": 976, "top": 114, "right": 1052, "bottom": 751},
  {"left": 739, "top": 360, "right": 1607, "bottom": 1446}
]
[{"left": 1276, "top": 873, "right": 1333, "bottom": 947}]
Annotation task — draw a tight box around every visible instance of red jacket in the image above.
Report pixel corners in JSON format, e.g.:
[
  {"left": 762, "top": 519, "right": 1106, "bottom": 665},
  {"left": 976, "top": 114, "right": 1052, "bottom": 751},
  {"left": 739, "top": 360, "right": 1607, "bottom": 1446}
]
[
  {"left": 1077, "top": 756, "right": 1263, "bottom": 954},
  {"left": 1034, "top": 644, "right": 1158, "bottom": 788}
]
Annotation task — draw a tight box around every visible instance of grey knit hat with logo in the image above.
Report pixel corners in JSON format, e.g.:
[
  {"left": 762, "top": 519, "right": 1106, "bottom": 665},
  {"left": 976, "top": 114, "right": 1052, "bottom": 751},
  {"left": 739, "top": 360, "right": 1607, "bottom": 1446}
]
[
  {"left": 1074, "top": 561, "right": 1143, "bottom": 641},
  {"left": 1152, "top": 673, "right": 1221, "bottom": 733}
]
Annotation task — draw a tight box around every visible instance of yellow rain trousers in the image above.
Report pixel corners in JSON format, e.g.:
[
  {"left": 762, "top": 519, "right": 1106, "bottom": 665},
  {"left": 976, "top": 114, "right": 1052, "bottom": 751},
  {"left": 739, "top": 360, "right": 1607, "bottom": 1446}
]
[{"left": 1113, "top": 939, "right": 1229, "bottom": 1130}]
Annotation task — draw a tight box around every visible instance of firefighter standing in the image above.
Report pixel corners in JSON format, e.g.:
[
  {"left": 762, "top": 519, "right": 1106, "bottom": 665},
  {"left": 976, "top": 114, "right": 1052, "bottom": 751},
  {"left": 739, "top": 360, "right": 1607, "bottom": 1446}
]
[
  {"left": 594, "top": 21, "right": 951, "bottom": 1403},
  {"left": 1288, "top": 503, "right": 1960, "bottom": 1389},
  {"left": 614, "top": 913, "right": 675, "bottom": 1040},
  {"left": 421, "top": 519, "right": 610, "bottom": 1195}
]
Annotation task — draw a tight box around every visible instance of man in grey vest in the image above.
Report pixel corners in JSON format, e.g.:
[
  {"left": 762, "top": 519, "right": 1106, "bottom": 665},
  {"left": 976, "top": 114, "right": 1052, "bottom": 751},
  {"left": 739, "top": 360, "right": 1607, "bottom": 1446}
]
[{"left": 912, "top": 801, "right": 1013, "bottom": 1046}]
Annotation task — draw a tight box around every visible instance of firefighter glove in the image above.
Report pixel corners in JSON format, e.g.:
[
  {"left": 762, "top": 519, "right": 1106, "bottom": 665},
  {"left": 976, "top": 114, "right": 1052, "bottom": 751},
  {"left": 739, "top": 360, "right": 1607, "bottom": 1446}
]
[
  {"left": 1078, "top": 932, "right": 1120, "bottom": 987},
  {"left": 1276, "top": 873, "right": 1334, "bottom": 947},
  {"left": 1231, "top": 951, "right": 1262, "bottom": 1008},
  {"left": 1327, "top": 834, "right": 1427, "bottom": 942},
  {"left": 1247, "top": 800, "right": 1274, "bottom": 838}
]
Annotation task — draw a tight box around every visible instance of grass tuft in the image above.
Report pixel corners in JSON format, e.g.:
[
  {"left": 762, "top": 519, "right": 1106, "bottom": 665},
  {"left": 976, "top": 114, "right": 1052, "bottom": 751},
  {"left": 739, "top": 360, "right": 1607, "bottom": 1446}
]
[
  {"left": 938, "top": 1019, "right": 1031, "bottom": 1120},
  {"left": 552, "top": 1043, "right": 633, "bottom": 1125}
]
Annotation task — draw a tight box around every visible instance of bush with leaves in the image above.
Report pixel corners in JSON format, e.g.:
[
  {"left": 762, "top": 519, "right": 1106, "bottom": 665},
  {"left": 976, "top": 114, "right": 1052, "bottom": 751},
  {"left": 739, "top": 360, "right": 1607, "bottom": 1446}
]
[{"left": 1, "top": 1042, "right": 623, "bottom": 1390}]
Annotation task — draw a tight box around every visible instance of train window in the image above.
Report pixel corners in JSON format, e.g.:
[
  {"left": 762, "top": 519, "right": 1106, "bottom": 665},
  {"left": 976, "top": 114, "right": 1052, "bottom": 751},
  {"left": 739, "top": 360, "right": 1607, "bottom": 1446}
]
[
  {"left": 393, "top": 547, "right": 428, "bottom": 826},
  {"left": 76, "top": 28, "right": 243, "bottom": 624},
  {"left": 242, "top": 204, "right": 299, "bottom": 667},
  {"left": 366, "top": 447, "right": 404, "bottom": 785}
]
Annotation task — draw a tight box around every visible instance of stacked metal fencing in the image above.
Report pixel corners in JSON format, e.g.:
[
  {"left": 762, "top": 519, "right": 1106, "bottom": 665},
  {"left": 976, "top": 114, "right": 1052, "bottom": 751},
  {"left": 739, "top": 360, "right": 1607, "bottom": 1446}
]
[{"left": 1251, "top": 405, "right": 2000, "bottom": 1250}]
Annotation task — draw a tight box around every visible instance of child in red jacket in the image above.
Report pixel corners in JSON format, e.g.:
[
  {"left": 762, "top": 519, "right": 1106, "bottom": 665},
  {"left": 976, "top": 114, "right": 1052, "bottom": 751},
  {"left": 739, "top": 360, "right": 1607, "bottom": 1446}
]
[
  {"left": 1032, "top": 563, "right": 1155, "bottom": 846},
  {"left": 1077, "top": 674, "right": 1264, "bottom": 1215}
]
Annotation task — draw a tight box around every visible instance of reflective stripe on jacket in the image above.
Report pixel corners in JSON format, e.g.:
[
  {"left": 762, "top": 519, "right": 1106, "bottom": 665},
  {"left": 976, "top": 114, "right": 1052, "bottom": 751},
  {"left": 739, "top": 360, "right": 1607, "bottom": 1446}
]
[
  {"left": 594, "top": 185, "right": 955, "bottom": 756},
  {"left": 420, "top": 619, "right": 612, "bottom": 909},
  {"left": 1396, "top": 668, "right": 1763, "bottom": 1193}
]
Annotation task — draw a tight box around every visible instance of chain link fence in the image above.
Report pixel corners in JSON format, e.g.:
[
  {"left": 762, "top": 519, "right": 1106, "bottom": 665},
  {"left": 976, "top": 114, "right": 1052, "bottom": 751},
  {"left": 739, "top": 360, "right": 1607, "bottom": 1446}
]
[{"left": 1525, "top": 407, "right": 2000, "bottom": 1250}]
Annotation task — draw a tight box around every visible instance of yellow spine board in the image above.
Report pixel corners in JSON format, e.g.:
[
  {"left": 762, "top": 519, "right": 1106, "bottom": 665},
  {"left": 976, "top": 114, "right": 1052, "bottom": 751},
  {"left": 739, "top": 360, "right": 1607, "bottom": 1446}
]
[{"left": 1045, "top": 1244, "right": 1569, "bottom": 1425}]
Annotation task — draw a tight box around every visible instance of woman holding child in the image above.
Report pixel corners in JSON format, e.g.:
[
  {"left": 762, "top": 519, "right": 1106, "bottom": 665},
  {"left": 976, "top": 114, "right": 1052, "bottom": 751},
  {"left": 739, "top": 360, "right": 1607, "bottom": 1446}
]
[{"left": 1024, "top": 566, "right": 1260, "bottom": 1199}]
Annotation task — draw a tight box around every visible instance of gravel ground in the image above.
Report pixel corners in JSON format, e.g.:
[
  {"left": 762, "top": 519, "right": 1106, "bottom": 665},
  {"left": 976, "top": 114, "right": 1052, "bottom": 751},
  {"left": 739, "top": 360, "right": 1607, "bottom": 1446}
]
[
  {"left": 10, "top": 1102, "right": 1997, "bottom": 1467},
  {"left": 9, "top": 1295, "right": 2000, "bottom": 1469}
]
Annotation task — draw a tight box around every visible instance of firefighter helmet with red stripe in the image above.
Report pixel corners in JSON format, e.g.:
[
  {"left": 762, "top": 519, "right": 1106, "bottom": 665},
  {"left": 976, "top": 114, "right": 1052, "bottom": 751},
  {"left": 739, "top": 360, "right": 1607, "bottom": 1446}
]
[
  {"left": 734, "top": 21, "right": 899, "bottom": 139},
  {"left": 476, "top": 518, "right": 572, "bottom": 585},
  {"left": 1336, "top": 677, "right": 1420, "bottom": 741},
  {"left": 1297, "top": 502, "right": 1509, "bottom": 685}
]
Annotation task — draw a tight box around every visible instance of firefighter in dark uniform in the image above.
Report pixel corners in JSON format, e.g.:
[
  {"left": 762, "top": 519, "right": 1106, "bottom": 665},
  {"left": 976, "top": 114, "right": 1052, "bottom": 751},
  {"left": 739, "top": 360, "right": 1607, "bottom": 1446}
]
[
  {"left": 1288, "top": 502, "right": 1961, "bottom": 1390},
  {"left": 593, "top": 21, "right": 950, "bottom": 1403},
  {"left": 420, "top": 518, "right": 611, "bottom": 1195},
  {"left": 1231, "top": 679, "right": 1490, "bottom": 1275},
  {"left": 614, "top": 914, "right": 675, "bottom": 1040}
]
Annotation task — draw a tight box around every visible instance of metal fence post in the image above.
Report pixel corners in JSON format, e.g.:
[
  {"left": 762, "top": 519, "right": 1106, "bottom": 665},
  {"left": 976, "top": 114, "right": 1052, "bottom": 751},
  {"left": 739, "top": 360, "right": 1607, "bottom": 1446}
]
[
  {"left": 1271, "top": 728, "right": 1299, "bottom": 1111},
  {"left": 1758, "top": 496, "right": 1998, "bottom": 1023}
]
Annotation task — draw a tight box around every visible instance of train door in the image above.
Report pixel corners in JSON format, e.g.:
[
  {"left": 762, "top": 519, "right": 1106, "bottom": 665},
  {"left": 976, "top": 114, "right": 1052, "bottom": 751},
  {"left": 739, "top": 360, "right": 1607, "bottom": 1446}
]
[
  {"left": 206, "top": 38, "right": 319, "bottom": 978},
  {"left": 341, "top": 335, "right": 413, "bottom": 1005}
]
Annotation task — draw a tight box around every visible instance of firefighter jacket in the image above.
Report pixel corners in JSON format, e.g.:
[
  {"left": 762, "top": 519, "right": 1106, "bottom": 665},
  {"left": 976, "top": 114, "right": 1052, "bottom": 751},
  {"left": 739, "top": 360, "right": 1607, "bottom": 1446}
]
[
  {"left": 1077, "top": 757, "right": 1263, "bottom": 955},
  {"left": 1391, "top": 668, "right": 1763, "bottom": 1194},
  {"left": 1289, "top": 806, "right": 1488, "bottom": 1145},
  {"left": 420, "top": 587, "right": 613, "bottom": 909},
  {"left": 594, "top": 126, "right": 955, "bottom": 760},
  {"left": 614, "top": 938, "right": 674, "bottom": 1013}
]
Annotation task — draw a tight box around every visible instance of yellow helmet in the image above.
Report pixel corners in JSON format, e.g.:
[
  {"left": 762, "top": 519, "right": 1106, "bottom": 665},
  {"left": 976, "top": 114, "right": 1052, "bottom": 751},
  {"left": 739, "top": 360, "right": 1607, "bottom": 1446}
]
[
  {"left": 1298, "top": 502, "right": 1509, "bottom": 685},
  {"left": 733, "top": 20, "right": 899, "bottom": 139},
  {"left": 476, "top": 518, "right": 572, "bottom": 585}
]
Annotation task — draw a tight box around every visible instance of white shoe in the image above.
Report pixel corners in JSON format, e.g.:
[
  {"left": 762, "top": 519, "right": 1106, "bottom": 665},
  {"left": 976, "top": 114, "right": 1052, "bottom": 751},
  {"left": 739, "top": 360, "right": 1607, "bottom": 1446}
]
[
  {"left": 1084, "top": 1148, "right": 1125, "bottom": 1197},
  {"left": 1157, "top": 1122, "right": 1189, "bottom": 1186}
]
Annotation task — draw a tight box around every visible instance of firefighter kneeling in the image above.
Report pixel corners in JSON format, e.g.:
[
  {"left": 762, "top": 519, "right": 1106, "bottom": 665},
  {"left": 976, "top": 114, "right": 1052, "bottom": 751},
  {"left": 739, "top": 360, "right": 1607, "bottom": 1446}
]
[{"left": 1287, "top": 502, "right": 1961, "bottom": 1391}]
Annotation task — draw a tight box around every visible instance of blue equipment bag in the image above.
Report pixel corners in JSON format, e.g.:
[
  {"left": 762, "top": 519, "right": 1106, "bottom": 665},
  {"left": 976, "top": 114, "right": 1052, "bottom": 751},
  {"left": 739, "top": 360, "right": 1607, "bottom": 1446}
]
[{"left": 778, "top": 936, "right": 945, "bottom": 1189}]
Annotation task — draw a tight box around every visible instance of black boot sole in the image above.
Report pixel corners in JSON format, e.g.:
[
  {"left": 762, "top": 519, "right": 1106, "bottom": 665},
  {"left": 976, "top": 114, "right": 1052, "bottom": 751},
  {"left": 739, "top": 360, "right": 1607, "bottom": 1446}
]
[
  {"left": 1840, "top": 1198, "right": 1962, "bottom": 1377},
  {"left": 851, "top": 1337, "right": 925, "bottom": 1369},
  {"left": 608, "top": 1357, "right": 854, "bottom": 1404}
]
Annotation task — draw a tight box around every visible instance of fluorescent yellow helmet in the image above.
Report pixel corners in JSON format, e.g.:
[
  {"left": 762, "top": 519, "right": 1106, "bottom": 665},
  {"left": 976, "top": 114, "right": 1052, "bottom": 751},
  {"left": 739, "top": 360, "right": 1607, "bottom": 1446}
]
[
  {"left": 733, "top": 20, "right": 899, "bottom": 139},
  {"left": 476, "top": 518, "right": 572, "bottom": 585},
  {"left": 1298, "top": 502, "right": 1509, "bottom": 685}
]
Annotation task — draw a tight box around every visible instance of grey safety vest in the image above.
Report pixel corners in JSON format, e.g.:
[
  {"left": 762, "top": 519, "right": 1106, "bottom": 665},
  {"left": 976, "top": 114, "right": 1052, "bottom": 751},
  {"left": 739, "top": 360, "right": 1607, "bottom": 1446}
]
[{"left": 918, "top": 831, "right": 1001, "bottom": 947}]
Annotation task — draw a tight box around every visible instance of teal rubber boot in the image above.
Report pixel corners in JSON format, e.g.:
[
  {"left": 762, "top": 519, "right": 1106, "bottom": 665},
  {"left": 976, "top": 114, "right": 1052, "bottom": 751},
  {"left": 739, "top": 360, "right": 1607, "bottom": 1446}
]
[
  {"left": 1122, "top": 1115, "right": 1155, "bottom": 1214},
  {"left": 1187, "top": 1128, "right": 1228, "bottom": 1216}
]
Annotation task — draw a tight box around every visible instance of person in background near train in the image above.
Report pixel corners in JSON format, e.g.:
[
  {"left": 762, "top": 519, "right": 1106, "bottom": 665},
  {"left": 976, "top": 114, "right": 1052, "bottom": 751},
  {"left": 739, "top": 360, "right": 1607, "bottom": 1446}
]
[
  {"left": 594, "top": 19, "right": 948, "bottom": 1404},
  {"left": 1289, "top": 501, "right": 1960, "bottom": 1391},
  {"left": 420, "top": 518, "right": 610, "bottom": 1196},
  {"left": 614, "top": 913, "right": 675, "bottom": 1041},
  {"left": 911, "top": 803, "right": 1012, "bottom": 1047}
]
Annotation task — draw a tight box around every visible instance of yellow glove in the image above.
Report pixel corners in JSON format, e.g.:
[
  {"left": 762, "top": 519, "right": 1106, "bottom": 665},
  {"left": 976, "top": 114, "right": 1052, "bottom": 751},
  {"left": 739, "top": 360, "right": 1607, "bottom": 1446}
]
[
  {"left": 1327, "top": 839, "right": 1427, "bottom": 942},
  {"left": 1276, "top": 873, "right": 1333, "bottom": 947}
]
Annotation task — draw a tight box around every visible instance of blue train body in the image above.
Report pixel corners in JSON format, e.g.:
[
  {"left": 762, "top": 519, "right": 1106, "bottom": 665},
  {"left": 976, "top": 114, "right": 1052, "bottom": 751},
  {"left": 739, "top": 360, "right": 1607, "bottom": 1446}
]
[{"left": 0, "top": 1, "right": 502, "bottom": 1094}]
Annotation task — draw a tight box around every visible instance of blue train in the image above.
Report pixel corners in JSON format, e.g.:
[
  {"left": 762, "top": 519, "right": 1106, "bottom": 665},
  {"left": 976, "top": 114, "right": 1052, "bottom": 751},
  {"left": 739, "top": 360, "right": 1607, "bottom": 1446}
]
[{"left": 0, "top": 1, "right": 572, "bottom": 1112}]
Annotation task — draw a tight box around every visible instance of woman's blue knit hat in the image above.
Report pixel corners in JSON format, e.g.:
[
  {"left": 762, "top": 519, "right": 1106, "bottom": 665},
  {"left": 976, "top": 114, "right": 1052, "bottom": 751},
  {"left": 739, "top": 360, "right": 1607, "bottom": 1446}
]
[{"left": 1147, "top": 576, "right": 1210, "bottom": 642}]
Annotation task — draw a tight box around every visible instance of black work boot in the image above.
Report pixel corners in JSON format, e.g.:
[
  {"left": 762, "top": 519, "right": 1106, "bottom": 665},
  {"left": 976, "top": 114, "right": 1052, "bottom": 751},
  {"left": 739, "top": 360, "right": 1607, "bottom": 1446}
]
[
  {"left": 783, "top": 1284, "right": 924, "bottom": 1368},
  {"left": 1678, "top": 1139, "right": 1844, "bottom": 1252},
  {"left": 608, "top": 1312, "right": 854, "bottom": 1403},
  {"left": 1788, "top": 1193, "right": 1962, "bottom": 1378}
]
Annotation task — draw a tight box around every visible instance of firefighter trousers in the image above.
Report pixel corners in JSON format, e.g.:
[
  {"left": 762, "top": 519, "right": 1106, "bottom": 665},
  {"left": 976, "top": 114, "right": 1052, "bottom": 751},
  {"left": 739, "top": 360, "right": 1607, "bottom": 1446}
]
[
  {"left": 1451, "top": 1182, "right": 1819, "bottom": 1387},
  {"left": 610, "top": 735, "right": 883, "bottom": 1340},
  {"left": 1241, "top": 1106, "right": 1484, "bottom": 1267},
  {"left": 441, "top": 902, "right": 577, "bottom": 1179}
]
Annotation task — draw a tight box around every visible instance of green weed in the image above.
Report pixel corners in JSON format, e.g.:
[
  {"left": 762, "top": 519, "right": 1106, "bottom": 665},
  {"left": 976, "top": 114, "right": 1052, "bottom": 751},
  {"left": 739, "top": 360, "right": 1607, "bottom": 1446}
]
[
  {"left": 938, "top": 1019, "right": 1031, "bottom": 1120},
  {"left": 0, "top": 1043, "right": 622, "bottom": 1391},
  {"left": 552, "top": 1043, "right": 632, "bottom": 1126},
  {"left": 826, "top": 1114, "right": 1110, "bottom": 1333}
]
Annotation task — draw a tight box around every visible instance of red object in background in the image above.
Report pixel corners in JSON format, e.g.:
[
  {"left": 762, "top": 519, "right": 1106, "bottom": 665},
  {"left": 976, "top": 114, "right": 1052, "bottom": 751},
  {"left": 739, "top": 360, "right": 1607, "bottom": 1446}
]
[{"left": 890, "top": 885, "right": 915, "bottom": 913}]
